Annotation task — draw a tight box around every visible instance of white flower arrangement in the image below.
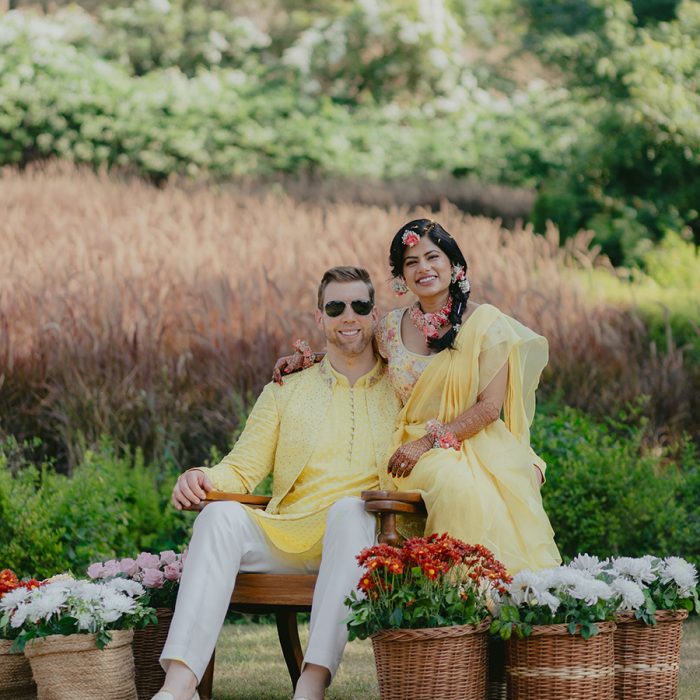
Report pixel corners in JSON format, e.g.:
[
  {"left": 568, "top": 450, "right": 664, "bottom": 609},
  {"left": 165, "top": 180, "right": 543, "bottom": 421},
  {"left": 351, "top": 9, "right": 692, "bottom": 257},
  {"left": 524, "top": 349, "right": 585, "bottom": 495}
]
[
  {"left": 0, "top": 576, "right": 154, "bottom": 651},
  {"left": 491, "top": 562, "right": 617, "bottom": 640},
  {"left": 603, "top": 555, "right": 699, "bottom": 624}
]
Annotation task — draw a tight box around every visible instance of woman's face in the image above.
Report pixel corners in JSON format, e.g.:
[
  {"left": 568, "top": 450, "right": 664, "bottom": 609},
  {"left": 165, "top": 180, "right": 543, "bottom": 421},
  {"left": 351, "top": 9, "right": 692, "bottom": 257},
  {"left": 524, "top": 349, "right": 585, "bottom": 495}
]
[{"left": 401, "top": 235, "right": 452, "bottom": 299}]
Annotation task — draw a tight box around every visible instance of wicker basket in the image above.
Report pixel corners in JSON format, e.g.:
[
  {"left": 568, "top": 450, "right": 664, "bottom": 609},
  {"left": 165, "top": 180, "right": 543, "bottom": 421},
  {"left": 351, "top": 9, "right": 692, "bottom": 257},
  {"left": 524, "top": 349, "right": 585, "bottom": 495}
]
[
  {"left": 614, "top": 609, "right": 688, "bottom": 700},
  {"left": 488, "top": 635, "right": 507, "bottom": 700},
  {"left": 24, "top": 630, "right": 137, "bottom": 700},
  {"left": 0, "top": 639, "right": 37, "bottom": 700},
  {"left": 370, "top": 621, "right": 490, "bottom": 700},
  {"left": 505, "top": 621, "right": 616, "bottom": 700},
  {"left": 132, "top": 607, "right": 174, "bottom": 700}
]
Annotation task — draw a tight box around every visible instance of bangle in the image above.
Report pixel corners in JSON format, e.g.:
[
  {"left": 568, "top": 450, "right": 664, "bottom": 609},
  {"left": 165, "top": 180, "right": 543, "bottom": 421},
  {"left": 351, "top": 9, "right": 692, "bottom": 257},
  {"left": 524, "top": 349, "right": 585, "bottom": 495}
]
[
  {"left": 425, "top": 419, "right": 461, "bottom": 450},
  {"left": 292, "top": 339, "right": 315, "bottom": 369}
]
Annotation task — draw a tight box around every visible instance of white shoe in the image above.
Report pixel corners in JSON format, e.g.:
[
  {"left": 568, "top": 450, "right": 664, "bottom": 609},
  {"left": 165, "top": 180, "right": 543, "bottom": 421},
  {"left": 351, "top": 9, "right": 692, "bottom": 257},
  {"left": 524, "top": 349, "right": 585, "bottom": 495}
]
[{"left": 151, "top": 692, "right": 199, "bottom": 700}]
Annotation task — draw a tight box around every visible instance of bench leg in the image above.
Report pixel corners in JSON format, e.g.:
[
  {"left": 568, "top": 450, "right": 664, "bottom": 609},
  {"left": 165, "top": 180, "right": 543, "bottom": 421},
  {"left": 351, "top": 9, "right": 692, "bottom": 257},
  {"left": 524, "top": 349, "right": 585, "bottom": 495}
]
[
  {"left": 197, "top": 649, "right": 215, "bottom": 700},
  {"left": 276, "top": 610, "right": 304, "bottom": 690}
]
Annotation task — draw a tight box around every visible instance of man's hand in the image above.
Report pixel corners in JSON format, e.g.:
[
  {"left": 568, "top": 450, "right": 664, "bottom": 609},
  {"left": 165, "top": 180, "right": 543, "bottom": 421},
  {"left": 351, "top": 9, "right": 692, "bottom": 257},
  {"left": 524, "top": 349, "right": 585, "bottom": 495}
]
[
  {"left": 387, "top": 436, "right": 433, "bottom": 479},
  {"left": 172, "top": 468, "right": 213, "bottom": 510},
  {"left": 272, "top": 353, "right": 304, "bottom": 385}
]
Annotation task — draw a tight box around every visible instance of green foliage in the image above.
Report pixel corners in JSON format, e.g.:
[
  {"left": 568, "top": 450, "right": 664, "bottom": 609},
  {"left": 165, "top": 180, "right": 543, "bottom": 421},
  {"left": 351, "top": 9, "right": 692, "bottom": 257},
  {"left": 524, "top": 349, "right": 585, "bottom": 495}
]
[
  {"left": 527, "top": 0, "right": 700, "bottom": 263},
  {"left": 533, "top": 404, "right": 700, "bottom": 568},
  {"left": 0, "top": 439, "right": 193, "bottom": 578}
]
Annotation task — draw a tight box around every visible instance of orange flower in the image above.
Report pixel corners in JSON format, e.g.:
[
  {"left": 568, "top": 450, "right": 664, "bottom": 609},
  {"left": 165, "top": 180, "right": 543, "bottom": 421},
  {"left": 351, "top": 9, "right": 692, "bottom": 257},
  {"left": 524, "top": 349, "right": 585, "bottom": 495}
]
[{"left": 0, "top": 569, "right": 20, "bottom": 596}]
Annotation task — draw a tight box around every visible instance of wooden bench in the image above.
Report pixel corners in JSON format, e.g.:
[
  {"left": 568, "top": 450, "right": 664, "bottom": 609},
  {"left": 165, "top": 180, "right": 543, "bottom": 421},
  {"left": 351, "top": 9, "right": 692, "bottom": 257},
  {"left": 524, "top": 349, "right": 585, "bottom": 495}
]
[{"left": 188, "top": 490, "right": 426, "bottom": 699}]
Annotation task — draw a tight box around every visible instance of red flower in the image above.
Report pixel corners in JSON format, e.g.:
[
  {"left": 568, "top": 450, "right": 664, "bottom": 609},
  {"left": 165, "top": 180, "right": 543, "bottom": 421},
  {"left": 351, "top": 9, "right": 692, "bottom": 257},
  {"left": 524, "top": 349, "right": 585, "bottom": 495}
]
[{"left": 0, "top": 569, "right": 20, "bottom": 596}]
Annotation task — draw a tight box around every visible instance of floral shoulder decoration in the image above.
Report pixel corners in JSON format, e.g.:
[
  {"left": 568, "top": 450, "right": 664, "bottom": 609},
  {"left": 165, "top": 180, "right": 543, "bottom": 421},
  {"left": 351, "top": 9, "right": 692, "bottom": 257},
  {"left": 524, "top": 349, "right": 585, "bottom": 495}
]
[
  {"left": 490, "top": 553, "right": 699, "bottom": 641},
  {"left": 344, "top": 533, "right": 510, "bottom": 640},
  {"left": 87, "top": 550, "right": 186, "bottom": 609},
  {"left": 0, "top": 572, "right": 154, "bottom": 651}
]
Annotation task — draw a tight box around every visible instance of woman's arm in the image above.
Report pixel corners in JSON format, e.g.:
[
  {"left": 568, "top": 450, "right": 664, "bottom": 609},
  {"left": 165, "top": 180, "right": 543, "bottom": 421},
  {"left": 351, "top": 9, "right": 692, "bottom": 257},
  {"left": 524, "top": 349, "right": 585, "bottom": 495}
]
[{"left": 387, "top": 364, "right": 507, "bottom": 478}]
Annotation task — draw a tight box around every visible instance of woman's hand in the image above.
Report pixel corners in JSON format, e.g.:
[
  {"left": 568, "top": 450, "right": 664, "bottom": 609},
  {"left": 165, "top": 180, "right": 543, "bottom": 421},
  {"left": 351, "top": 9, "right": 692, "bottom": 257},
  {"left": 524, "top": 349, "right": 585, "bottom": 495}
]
[
  {"left": 387, "top": 435, "right": 433, "bottom": 479},
  {"left": 272, "top": 353, "right": 305, "bottom": 385}
]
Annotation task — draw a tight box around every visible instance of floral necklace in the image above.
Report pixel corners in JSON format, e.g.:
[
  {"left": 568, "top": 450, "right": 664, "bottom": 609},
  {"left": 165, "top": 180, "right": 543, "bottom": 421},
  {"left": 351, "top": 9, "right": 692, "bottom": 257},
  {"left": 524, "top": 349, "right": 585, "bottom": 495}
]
[{"left": 409, "top": 295, "right": 453, "bottom": 341}]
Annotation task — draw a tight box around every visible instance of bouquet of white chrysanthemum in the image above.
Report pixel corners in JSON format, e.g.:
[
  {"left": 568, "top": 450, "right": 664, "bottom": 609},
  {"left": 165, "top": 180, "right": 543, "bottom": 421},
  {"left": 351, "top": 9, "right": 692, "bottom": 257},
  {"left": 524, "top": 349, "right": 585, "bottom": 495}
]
[
  {"left": 0, "top": 575, "right": 155, "bottom": 651},
  {"left": 602, "top": 555, "right": 699, "bottom": 624},
  {"left": 491, "top": 561, "right": 617, "bottom": 640}
]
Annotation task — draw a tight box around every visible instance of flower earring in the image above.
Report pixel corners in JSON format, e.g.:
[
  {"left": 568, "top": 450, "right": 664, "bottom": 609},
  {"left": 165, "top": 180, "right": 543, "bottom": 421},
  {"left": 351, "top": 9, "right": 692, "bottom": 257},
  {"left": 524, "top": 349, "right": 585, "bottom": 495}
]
[
  {"left": 451, "top": 264, "right": 471, "bottom": 295},
  {"left": 393, "top": 277, "right": 409, "bottom": 296}
]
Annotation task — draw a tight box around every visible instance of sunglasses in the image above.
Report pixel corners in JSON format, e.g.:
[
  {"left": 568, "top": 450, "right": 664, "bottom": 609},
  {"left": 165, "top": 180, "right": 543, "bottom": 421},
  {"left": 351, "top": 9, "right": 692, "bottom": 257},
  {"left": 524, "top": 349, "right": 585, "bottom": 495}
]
[{"left": 323, "top": 299, "right": 374, "bottom": 317}]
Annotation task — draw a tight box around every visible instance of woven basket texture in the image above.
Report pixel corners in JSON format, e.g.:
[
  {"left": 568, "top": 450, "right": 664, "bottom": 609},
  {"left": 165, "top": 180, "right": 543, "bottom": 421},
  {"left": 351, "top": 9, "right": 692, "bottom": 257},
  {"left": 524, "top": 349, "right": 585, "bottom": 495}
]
[
  {"left": 0, "top": 639, "right": 37, "bottom": 700},
  {"left": 505, "top": 621, "right": 616, "bottom": 700},
  {"left": 488, "top": 635, "right": 507, "bottom": 700},
  {"left": 370, "top": 621, "right": 490, "bottom": 700},
  {"left": 614, "top": 609, "right": 688, "bottom": 700},
  {"left": 24, "top": 630, "right": 137, "bottom": 700},
  {"left": 132, "top": 607, "right": 174, "bottom": 700}
]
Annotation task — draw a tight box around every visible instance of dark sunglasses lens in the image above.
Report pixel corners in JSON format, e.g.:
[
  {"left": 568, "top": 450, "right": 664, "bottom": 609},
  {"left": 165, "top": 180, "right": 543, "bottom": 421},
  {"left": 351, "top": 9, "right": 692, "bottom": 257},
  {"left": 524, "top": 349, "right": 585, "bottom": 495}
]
[
  {"left": 324, "top": 301, "right": 345, "bottom": 317},
  {"left": 351, "top": 300, "right": 373, "bottom": 315}
]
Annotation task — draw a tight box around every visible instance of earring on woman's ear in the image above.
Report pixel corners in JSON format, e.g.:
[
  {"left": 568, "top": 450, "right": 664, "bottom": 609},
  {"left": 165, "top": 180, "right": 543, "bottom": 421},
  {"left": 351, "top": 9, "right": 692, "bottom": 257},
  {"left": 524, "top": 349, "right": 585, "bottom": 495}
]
[{"left": 393, "top": 277, "right": 409, "bottom": 296}]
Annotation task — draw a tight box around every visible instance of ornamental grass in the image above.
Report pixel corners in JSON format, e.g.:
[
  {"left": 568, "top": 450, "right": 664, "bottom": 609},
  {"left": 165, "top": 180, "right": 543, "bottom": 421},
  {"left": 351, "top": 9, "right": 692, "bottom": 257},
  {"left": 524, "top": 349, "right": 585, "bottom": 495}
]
[{"left": 0, "top": 163, "right": 696, "bottom": 470}]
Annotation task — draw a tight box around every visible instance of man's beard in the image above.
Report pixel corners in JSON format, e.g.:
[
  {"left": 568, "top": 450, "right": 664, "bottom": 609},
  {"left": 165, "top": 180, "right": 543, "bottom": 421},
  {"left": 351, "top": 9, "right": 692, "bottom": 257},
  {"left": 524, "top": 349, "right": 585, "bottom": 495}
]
[{"left": 325, "top": 327, "right": 371, "bottom": 356}]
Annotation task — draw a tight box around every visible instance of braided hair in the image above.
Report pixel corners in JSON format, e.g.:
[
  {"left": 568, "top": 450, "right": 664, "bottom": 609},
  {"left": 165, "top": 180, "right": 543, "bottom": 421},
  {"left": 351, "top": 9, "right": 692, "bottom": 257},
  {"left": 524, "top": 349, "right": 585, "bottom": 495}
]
[{"left": 389, "top": 219, "right": 470, "bottom": 352}]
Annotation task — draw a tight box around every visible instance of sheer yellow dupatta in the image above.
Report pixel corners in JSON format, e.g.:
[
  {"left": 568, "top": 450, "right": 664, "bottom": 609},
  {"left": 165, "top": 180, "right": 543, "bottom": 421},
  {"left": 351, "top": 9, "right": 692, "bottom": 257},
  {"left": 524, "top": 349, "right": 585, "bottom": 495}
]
[{"left": 390, "top": 303, "right": 548, "bottom": 458}]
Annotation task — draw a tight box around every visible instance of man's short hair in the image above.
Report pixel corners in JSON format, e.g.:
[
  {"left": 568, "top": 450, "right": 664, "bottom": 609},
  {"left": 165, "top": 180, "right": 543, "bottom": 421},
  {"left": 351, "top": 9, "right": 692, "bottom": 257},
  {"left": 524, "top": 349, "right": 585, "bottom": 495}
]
[{"left": 317, "top": 266, "right": 375, "bottom": 309}]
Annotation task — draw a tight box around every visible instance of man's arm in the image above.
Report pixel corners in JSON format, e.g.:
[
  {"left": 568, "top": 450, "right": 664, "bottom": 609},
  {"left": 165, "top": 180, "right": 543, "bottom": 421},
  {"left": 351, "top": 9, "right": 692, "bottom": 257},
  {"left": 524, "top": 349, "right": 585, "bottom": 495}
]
[{"left": 172, "top": 383, "right": 280, "bottom": 509}]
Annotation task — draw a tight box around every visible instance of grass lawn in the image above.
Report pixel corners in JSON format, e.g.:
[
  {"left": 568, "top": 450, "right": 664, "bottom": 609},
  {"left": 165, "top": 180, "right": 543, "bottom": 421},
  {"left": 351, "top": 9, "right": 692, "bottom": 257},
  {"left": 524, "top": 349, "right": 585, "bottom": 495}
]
[{"left": 211, "top": 617, "right": 700, "bottom": 699}]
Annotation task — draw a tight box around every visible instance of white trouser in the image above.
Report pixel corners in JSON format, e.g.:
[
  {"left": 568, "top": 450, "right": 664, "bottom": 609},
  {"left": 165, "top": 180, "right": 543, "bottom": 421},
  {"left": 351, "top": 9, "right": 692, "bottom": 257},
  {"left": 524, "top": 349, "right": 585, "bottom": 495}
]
[{"left": 160, "top": 497, "right": 376, "bottom": 682}]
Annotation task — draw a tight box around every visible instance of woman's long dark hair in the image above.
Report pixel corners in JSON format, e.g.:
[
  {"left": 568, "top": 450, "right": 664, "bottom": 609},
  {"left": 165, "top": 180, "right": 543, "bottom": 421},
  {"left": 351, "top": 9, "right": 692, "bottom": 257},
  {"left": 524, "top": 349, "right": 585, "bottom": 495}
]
[{"left": 389, "top": 219, "right": 470, "bottom": 352}]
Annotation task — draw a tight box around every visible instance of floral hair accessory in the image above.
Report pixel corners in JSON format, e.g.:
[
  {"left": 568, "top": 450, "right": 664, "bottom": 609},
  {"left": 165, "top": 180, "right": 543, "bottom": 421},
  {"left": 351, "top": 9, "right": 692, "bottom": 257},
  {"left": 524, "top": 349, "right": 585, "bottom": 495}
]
[
  {"left": 401, "top": 230, "right": 421, "bottom": 247},
  {"left": 451, "top": 264, "right": 471, "bottom": 295},
  {"left": 426, "top": 419, "right": 461, "bottom": 450},
  {"left": 392, "top": 277, "right": 409, "bottom": 296},
  {"left": 292, "top": 339, "right": 315, "bottom": 369}
]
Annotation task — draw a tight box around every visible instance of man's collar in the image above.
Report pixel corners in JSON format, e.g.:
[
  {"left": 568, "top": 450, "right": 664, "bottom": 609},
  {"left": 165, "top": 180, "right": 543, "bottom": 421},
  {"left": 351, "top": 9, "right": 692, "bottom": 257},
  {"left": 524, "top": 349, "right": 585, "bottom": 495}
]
[{"left": 318, "top": 355, "right": 384, "bottom": 388}]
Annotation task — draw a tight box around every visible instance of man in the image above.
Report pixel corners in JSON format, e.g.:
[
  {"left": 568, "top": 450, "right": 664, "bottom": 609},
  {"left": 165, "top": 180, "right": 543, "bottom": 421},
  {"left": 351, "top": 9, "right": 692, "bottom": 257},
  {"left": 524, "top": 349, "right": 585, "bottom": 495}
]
[{"left": 154, "top": 267, "right": 401, "bottom": 700}]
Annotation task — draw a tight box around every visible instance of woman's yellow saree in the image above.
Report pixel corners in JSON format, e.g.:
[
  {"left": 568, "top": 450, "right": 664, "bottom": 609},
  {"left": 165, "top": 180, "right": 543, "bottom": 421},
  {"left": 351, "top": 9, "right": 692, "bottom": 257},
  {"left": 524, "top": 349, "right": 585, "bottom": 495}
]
[{"left": 392, "top": 304, "right": 561, "bottom": 573}]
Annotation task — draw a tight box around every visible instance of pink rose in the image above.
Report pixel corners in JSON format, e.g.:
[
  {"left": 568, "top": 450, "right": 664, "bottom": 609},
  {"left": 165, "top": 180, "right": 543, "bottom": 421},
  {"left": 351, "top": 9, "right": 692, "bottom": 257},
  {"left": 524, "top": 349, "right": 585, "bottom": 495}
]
[
  {"left": 163, "top": 563, "right": 182, "bottom": 581},
  {"left": 86, "top": 563, "right": 104, "bottom": 579},
  {"left": 142, "top": 568, "right": 165, "bottom": 588},
  {"left": 102, "top": 560, "right": 121, "bottom": 578},
  {"left": 136, "top": 552, "right": 161, "bottom": 570},
  {"left": 119, "top": 558, "right": 139, "bottom": 577},
  {"left": 159, "top": 550, "right": 177, "bottom": 566}
]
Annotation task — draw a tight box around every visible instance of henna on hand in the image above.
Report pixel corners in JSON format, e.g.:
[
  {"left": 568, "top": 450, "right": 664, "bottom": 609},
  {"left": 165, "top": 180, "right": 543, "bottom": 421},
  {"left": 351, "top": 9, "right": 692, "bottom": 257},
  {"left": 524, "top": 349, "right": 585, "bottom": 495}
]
[{"left": 387, "top": 435, "right": 433, "bottom": 479}]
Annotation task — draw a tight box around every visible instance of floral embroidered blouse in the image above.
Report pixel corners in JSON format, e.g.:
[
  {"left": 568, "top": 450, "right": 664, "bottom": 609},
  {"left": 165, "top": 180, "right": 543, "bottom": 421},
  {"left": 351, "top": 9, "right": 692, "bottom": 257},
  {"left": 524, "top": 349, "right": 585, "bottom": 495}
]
[{"left": 376, "top": 308, "right": 435, "bottom": 403}]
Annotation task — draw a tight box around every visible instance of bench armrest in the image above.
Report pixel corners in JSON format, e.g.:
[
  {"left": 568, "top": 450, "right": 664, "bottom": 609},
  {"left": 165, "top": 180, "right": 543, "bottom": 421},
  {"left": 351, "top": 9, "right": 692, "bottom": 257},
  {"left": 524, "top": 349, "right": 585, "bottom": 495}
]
[
  {"left": 183, "top": 491, "right": 271, "bottom": 512},
  {"left": 361, "top": 490, "right": 427, "bottom": 546}
]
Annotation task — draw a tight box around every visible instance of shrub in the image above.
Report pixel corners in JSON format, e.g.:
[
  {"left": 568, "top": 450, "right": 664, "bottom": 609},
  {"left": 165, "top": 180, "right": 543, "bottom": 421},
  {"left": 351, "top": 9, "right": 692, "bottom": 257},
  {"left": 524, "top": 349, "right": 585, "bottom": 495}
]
[
  {"left": 0, "top": 439, "right": 193, "bottom": 578},
  {"left": 534, "top": 404, "right": 699, "bottom": 568}
]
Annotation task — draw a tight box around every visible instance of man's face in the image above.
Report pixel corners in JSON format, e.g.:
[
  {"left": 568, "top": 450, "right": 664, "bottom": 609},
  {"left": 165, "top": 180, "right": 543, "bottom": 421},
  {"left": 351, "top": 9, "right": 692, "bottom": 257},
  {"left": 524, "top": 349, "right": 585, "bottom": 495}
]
[{"left": 316, "top": 280, "right": 377, "bottom": 357}]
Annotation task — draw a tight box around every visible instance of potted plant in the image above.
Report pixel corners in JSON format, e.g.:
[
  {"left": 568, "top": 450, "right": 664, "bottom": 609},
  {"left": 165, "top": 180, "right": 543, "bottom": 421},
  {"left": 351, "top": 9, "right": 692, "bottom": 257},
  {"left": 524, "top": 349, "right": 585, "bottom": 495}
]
[
  {"left": 0, "top": 569, "right": 42, "bottom": 700},
  {"left": 601, "top": 554, "right": 699, "bottom": 700},
  {"left": 344, "top": 533, "right": 510, "bottom": 700},
  {"left": 87, "top": 550, "right": 185, "bottom": 700},
  {"left": 1, "top": 574, "right": 154, "bottom": 700},
  {"left": 491, "top": 560, "right": 618, "bottom": 699}
]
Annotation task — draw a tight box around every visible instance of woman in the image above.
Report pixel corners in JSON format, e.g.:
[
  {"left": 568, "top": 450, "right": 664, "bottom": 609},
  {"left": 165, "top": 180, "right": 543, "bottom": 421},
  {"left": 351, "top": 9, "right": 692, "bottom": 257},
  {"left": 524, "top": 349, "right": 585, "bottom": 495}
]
[{"left": 276, "top": 219, "right": 560, "bottom": 572}]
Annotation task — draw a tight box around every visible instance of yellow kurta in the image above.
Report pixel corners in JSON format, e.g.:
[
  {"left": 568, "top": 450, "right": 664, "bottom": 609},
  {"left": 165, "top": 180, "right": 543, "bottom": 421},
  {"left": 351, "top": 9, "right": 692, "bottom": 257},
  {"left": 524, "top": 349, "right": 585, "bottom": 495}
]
[
  {"left": 388, "top": 304, "right": 561, "bottom": 573},
  {"left": 199, "top": 357, "right": 401, "bottom": 559}
]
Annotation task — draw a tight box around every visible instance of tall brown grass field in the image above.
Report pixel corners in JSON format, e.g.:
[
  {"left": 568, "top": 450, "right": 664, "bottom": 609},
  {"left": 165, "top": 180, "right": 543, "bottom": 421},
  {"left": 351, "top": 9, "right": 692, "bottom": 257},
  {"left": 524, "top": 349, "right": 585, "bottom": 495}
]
[{"left": 0, "top": 163, "right": 695, "bottom": 470}]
